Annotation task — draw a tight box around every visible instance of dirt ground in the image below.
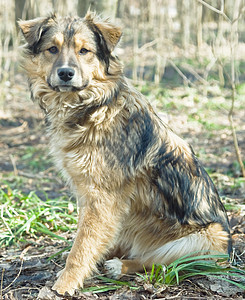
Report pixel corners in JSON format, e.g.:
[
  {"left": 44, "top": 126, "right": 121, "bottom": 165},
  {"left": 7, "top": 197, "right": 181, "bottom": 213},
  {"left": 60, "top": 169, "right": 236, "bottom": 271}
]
[{"left": 0, "top": 74, "right": 245, "bottom": 299}]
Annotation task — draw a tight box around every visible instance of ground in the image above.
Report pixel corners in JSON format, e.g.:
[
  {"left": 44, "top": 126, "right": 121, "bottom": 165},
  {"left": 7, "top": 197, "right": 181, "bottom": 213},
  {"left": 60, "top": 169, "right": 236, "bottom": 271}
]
[{"left": 0, "top": 74, "right": 245, "bottom": 299}]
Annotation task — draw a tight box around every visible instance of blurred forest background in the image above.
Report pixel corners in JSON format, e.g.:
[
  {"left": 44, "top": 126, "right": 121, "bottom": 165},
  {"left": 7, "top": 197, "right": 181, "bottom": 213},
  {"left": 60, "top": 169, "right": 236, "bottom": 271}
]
[
  {"left": 1, "top": 0, "right": 245, "bottom": 85},
  {"left": 1, "top": 1, "right": 245, "bottom": 299}
]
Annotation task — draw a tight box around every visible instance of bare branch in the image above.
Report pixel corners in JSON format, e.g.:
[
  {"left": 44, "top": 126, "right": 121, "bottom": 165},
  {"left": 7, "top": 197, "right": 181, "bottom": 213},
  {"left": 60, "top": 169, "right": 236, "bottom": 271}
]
[
  {"left": 182, "top": 63, "right": 209, "bottom": 86},
  {"left": 168, "top": 60, "right": 195, "bottom": 87},
  {"left": 231, "top": 6, "right": 245, "bottom": 24},
  {"left": 197, "top": 0, "right": 231, "bottom": 22},
  {"left": 137, "top": 39, "right": 159, "bottom": 53}
]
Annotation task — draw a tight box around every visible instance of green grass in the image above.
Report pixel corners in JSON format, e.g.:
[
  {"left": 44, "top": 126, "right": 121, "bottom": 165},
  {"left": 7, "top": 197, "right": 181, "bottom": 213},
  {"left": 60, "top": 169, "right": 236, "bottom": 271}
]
[
  {"left": 188, "top": 114, "right": 226, "bottom": 132},
  {"left": 81, "top": 276, "right": 139, "bottom": 293},
  {"left": 80, "top": 253, "right": 245, "bottom": 294},
  {"left": 226, "top": 161, "right": 245, "bottom": 178},
  {"left": 237, "top": 83, "right": 245, "bottom": 95},
  {"left": 137, "top": 252, "right": 245, "bottom": 290},
  {"left": 20, "top": 146, "right": 53, "bottom": 172},
  {"left": 0, "top": 187, "right": 77, "bottom": 247},
  {"left": 224, "top": 203, "right": 241, "bottom": 211}
]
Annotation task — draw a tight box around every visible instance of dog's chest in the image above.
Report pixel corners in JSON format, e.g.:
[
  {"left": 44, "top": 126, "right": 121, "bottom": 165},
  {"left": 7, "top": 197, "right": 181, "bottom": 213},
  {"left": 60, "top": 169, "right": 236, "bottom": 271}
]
[{"left": 48, "top": 127, "right": 102, "bottom": 182}]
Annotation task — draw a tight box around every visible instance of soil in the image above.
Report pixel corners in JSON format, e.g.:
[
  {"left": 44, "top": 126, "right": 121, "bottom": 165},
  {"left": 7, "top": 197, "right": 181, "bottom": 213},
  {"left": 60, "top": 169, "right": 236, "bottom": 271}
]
[{"left": 0, "top": 74, "right": 244, "bottom": 299}]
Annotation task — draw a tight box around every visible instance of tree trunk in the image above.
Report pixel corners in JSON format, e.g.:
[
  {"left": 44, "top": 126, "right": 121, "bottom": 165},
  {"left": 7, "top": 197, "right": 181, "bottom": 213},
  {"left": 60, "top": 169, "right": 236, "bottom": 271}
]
[
  {"left": 196, "top": 2, "right": 203, "bottom": 50},
  {"left": 15, "top": 0, "right": 26, "bottom": 21},
  {"left": 179, "top": 0, "right": 190, "bottom": 50}
]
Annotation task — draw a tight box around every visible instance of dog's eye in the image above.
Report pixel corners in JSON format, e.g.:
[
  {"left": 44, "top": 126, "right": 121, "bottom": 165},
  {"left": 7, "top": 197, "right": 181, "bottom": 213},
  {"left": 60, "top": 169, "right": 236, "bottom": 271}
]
[
  {"left": 48, "top": 46, "right": 58, "bottom": 54},
  {"left": 80, "top": 48, "right": 89, "bottom": 55}
]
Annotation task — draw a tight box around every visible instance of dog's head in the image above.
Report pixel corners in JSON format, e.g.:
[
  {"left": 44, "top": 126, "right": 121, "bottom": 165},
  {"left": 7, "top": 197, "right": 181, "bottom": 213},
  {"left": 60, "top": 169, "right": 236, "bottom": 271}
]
[{"left": 18, "top": 12, "right": 122, "bottom": 92}]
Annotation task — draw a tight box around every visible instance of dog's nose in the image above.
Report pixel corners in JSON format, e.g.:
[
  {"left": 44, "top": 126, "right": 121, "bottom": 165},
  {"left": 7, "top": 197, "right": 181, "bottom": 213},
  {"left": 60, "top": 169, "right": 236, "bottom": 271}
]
[{"left": 57, "top": 67, "right": 75, "bottom": 82}]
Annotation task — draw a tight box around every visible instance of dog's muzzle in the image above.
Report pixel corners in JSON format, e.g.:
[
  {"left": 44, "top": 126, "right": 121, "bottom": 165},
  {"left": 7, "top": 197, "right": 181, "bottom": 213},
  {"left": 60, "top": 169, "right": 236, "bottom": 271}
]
[{"left": 48, "top": 66, "right": 88, "bottom": 92}]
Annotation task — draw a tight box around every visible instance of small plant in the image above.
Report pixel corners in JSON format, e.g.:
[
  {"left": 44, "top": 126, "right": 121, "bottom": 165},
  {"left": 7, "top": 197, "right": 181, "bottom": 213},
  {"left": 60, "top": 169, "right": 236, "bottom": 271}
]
[
  {"left": 137, "top": 264, "right": 166, "bottom": 286},
  {"left": 0, "top": 187, "right": 77, "bottom": 247},
  {"left": 138, "top": 252, "right": 245, "bottom": 290}
]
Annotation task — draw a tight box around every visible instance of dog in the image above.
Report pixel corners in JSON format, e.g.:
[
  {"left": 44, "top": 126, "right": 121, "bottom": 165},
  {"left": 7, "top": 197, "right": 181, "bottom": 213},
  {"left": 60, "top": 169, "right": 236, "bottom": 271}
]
[{"left": 18, "top": 12, "right": 231, "bottom": 296}]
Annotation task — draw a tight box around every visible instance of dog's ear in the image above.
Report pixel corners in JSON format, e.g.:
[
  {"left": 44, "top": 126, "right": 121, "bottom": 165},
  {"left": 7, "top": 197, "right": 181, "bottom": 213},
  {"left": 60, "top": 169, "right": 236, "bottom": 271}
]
[
  {"left": 85, "top": 12, "right": 122, "bottom": 52},
  {"left": 18, "top": 15, "right": 56, "bottom": 50}
]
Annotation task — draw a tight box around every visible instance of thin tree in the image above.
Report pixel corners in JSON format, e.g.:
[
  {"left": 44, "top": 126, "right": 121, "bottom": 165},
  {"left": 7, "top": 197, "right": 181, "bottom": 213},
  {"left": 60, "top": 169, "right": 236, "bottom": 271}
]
[{"left": 198, "top": 0, "right": 245, "bottom": 177}]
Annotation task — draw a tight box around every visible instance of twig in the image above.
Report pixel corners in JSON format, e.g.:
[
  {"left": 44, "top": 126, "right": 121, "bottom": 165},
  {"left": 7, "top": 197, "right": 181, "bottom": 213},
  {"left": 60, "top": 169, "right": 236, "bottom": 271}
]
[
  {"left": 168, "top": 59, "right": 195, "bottom": 87},
  {"left": 164, "top": 290, "right": 183, "bottom": 299},
  {"left": 17, "top": 170, "right": 64, "bottom": 185},
  {"left": 237, "top": 249, "right": 245, "bottom": 259},
  {"left": 17, "top": 170, "right": 44, "bottom": 179},
  {"left": 2, "top": 246, "right": 31, "bottom": 294},
  {"left": 231, "top": 6, "right": 245, "bottom": 24},
  {"left": 137, "top": 39, "right": 159, "bottom": 53},
  {"left": 228, "top": 100, "right": 245, "bottom": 177},
  {"left": 2, "top": 261, "right": 23, "bottom": 293},
  {"left": 9, "top": 155, "right": 18, "bottom": 176},
  {"left": 230, "top": 247, "right": 236, "bottom": 265},
  {"left": 182, "top": 63, "right": 209, "bottom": 85},
  {"left": 3, "top": 286, "right": 39, "bottom": 293},
  {"left": 0, "top": 268, "right": 4, "bottom": 300},
  {"left": 51, "top": 260, "right": 64, "bottom": 269}
]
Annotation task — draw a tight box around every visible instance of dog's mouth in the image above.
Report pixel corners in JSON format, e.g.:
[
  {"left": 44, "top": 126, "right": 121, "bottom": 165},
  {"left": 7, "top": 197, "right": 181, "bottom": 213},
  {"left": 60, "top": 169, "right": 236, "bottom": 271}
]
[
  {"left": 57, "top": 85, "right": 78, "bottom": 92},
  {"left": 56, "top": 86, "right": 73, "bottom": 92},
  {"left": 48, "top": 82, "right": 89, "bottom": 93}
]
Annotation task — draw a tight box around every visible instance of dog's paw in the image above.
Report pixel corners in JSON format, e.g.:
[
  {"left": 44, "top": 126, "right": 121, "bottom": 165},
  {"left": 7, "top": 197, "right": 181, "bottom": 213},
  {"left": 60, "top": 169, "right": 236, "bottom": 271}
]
[
  {"left": 104, "top": 258, "right": 123, "bottom": 278},
  {"left": 52, "top": 268, "right": 83, "bottom": 296}
]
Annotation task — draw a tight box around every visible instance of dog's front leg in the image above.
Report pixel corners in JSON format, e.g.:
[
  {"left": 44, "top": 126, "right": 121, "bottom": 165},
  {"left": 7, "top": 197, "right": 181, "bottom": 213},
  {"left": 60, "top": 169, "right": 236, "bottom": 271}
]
[{"left": 52, "top": 193, "right": 125, "bottom": 296}]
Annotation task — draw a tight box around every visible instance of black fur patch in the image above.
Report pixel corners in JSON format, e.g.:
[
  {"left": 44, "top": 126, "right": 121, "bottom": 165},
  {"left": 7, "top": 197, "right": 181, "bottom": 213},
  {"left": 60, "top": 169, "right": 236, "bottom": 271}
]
[
  {"left": 28, "top": 25, "right": 51, "bottom": 54},
  {"left": 86, "top": 22, "right": 111, "bottom": 72},
  {"left": 151, "top": 148, "right": 229, "bottom": 229},
  {"left": 25, "top": 15, "right": 56, "bottom": 54},
  {"left": 104, "top": 110, "right": 155, "bottom": 173}
]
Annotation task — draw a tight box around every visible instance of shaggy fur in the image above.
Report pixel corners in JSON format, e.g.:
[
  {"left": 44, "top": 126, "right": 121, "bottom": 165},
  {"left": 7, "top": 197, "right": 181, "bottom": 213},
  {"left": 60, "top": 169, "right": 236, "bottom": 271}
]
[{"left": 18, "top": 12, "right": 231, "bottom": 296}]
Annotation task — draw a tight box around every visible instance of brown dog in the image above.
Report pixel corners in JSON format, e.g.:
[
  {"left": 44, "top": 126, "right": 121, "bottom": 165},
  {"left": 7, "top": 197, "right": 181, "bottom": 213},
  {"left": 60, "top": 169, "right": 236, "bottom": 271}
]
[{"left": 18, "top": 12, "right": 231, "bottom": 296}]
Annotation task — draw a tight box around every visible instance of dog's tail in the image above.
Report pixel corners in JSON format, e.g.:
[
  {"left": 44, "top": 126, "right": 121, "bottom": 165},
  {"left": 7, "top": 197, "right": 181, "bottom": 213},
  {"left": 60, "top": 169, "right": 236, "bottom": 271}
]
[{"left": 142, "top": 223, "right": 229, "bottom": 266}]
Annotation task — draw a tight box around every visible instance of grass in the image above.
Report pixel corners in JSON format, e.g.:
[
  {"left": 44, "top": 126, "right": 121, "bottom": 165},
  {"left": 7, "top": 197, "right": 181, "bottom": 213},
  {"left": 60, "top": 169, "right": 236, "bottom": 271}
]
[
  {"left": 81, "top": 276, "right": 139, "bottom": 293},
  {"left": 79, "top": 253, "right": 245, "bottom": 294},
  {"left": 187, "top": 113, "right": 227, "bottom": 132},
  {"left": 137, "top": 252, "right": 245, "bottom": 290},
  {"left": 138, "top": 81, "right": 245, "bottom": 118},
  {"left": 20, "top": 146, "right": 53, "bottom": 172},
  {"left": 224, "top": 203, "right": 242, "bottom": 211},
  {"left": 0, "top": 187, "right": 77, "bottom": 247}
]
